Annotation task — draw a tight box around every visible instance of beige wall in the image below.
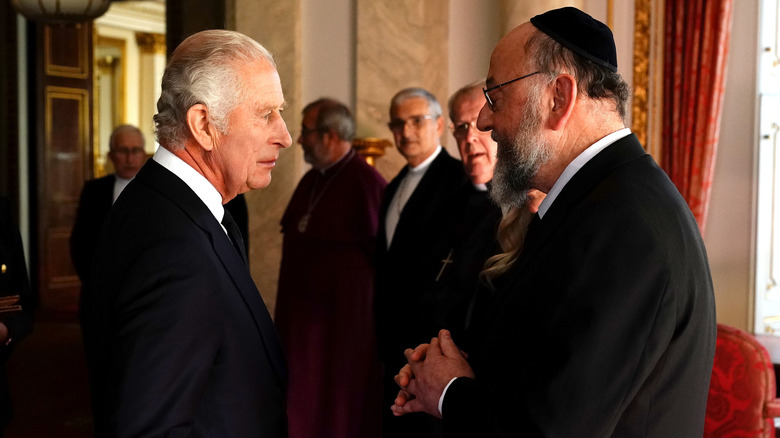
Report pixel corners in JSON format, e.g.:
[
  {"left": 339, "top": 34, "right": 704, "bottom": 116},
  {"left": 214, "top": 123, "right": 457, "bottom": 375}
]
[
  {"left": 705, "top": 0, "right": 760, "bottom": 331},
  {"left": 233, "top": 0, "right": 304, "bottom": 313}
]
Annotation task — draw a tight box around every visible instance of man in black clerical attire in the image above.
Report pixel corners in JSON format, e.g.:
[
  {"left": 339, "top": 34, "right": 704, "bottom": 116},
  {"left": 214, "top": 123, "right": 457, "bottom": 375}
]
[
  {"left": 375, "top": 87, "right": 468, "bottom": 437},
  {"left": 392, "top": 8, "right": 716, "bottom": 438},
  {"left": 424, "top": 82, "right": 504, "bottom": 343},
  {"left": 275, "top": 98, "right": 386, "bottom": 438}
]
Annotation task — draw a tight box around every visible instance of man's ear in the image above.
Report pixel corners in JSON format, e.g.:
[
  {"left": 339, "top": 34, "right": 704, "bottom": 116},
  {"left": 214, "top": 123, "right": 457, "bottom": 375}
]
[
  {"left": 549, "top": 74, "right": 577, "bottom": 131},
  {"left": 186, "top": 104, "right": 217, "bottom": 151},
  {"left": 435, "top": 115, "right": 445, "bottom": 137},
  {"left": 321, "top": 129, "right": 337, "bottom": 147}
]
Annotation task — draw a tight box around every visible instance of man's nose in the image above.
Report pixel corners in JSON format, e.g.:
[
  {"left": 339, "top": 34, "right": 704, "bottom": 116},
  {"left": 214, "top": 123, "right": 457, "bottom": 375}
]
[{"left": 477, "top": 102, "right": 493, "bottom": 132}]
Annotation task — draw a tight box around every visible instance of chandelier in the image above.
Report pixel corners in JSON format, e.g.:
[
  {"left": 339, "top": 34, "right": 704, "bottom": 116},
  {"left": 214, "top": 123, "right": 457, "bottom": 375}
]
[{"left": 10, "top": 0, "right": 113, "bottom": 24}]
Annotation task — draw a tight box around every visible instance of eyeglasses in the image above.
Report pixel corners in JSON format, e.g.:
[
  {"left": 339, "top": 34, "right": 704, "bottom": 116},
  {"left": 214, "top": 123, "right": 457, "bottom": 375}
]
[
  {"left": 387, "top": 114, "right": 435, "bottom": 133},
  {"left": 483, "top": 71, "right": 542, "bottom": 111},
  {"left": 451, "top": 120, "right": 478, "bottom": 139}
]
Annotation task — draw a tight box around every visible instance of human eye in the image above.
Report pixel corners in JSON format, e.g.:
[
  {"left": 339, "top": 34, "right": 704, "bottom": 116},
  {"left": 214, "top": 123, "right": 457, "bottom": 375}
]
[
  {"left": 387, "top": 119, "right": 404, "bottom": 132},
  {"left": 454, "top": 123, "right": 469, "bottom": 135}
]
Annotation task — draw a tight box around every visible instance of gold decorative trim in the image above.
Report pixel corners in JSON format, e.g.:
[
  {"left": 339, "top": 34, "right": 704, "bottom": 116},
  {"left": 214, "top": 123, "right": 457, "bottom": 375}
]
[
  {"left": 632, "top": 0, "right": 651, "bottom": 150},
  {"left": 44, "top": 23, "right": 89, "bottom": 79},
  {"left": 135, "top": 32, "right": 166, "bottom": 55},
  {"left": 94, "top": 35, "right": 127, "bottom": 177},
  {"left": 607, "top": 0, "right": 614, "bottom": 29},
  {"left": 647, "top": 0, "right": 665, "bottom": 162},
  {"left": 96, "top": 36, "right": 127, "bottom": 127},
  {"left": 352, "top": 138, "right": 392, "bottom": 167},
  {"left": 766, "top": 314, "right": 780, "bottom": 334},
  {"left": 45, "top": 85, "right": 90, "bottom": 172},
  {"left": 630, "top": 0, "right": 665, "bottom": 162}
]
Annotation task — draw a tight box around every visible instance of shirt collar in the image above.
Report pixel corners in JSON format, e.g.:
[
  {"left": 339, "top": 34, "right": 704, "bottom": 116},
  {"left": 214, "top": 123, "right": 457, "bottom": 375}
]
[
  {"left": 152, "top": 146, "right": 226, "bottom": 223},
  {"left": 538, "top": 128, "right": 631, "bottom": 218},
  {"left": 408, "top": 145, "right": 442, "bottom": 174}
]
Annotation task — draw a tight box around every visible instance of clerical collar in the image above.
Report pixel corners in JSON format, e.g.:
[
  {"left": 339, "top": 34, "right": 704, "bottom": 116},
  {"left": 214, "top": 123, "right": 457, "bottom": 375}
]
[
  {"left": 152, "top": 146, "right": 225, "bottom": 225},
  {"left": 319, "top": 148, "right": 354, "bottom": 174},
  {"left": 473, "top": 183, "right": 488, "bottom": 192},
  {"left": 537, "top": 128, "right": 631, "bottom": 218},
  {"left": 408, "top": 145, "right": 442, "bottom": 173}
]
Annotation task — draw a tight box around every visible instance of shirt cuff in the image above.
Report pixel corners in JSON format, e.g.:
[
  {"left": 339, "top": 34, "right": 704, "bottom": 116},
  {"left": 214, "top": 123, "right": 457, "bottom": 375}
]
[{"left": 438, "top": 376, "right": 459, "bottom": 416}]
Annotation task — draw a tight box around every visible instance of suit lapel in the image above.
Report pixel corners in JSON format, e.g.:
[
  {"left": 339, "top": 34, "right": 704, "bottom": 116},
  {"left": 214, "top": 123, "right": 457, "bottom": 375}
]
[
  {"left": 100, "top": 174, "right": 116, "bottom": 212},
  {"left": 377, "top": 165, "right": 409, "bottom": 254},
  {"left": 400, "top": 149, "right": 450, "bottom": 218},
  {"left": 393, "top": 149, "right": 453, "bottom": 240},
  {"left": 136, "top": 160, "right": 287, "bottom": 383},
  {"left": 520, "top": 135, "right": 647, "bottom": 263}
]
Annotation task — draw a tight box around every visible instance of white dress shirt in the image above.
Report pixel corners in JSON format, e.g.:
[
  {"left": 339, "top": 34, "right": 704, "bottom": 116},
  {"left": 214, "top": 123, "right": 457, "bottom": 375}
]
[
  {"left": 385, "top": 145, "right": 443, "bottom": 246},
  {"left": 152, "top": 146, "right": 229, "bottom": 236},
  {"left": 537, "top": 128, "right": 631, "bottom": 218}
]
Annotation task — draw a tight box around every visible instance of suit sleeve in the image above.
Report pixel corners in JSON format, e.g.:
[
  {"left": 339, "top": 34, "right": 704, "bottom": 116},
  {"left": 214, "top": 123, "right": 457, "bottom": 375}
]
[{"left": 109, "top": 234, "right": 223, "bottom": 437}]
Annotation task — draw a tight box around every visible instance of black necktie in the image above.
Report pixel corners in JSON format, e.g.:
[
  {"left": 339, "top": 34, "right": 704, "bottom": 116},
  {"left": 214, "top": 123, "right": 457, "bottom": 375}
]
[{"left": 222, "top": 210, "right": 247, "bottom": 265}]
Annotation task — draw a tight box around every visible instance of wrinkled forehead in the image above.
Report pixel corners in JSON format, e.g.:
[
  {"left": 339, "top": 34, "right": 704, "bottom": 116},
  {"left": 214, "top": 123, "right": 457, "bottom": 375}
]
[
  {"left": 391, "top": 96, "right": 431, "bottom": 118},
  {"left": 451, "top": 91, "right": 484, "bottom": 121}
]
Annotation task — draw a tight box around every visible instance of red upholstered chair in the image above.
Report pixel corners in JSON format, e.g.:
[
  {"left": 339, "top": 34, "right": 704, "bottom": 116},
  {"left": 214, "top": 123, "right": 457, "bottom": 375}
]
[{"left": 705, "top": 324, "right": 780, "bottom": 437}]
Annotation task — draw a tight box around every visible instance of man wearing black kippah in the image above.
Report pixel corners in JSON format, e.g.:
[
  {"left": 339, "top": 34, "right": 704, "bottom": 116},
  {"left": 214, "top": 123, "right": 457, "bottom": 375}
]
[{"left": 391, "top": 7, "right": 716, "bottom": 437}]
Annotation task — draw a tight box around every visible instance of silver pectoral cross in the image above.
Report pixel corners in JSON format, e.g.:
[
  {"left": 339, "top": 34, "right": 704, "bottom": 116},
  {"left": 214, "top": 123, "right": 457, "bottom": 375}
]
[
  {"left": 436, "top": 248, "right": 454, "bottom": 282},
  {"left": 298, "top": 213, "right": 310, "bottom": 233}
]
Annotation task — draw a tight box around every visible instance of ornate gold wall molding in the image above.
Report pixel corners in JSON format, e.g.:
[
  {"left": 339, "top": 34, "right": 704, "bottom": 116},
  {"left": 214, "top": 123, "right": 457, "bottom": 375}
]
[
  {"left": 632, "top": 0, "right": 650, "bottom": 149},
  {"left": 632, "top": 0, "right": 664, "bottom": 161},
  {"left": 45, "top": 23, "right": 89, "bottom": 79},
  {"left": 135, "top": 32, "right": 166, "bottom": 55}
]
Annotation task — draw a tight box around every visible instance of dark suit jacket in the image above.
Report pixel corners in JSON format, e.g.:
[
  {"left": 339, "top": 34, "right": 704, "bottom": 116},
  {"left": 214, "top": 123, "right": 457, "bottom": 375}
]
[
  {"left": 0, "top": 196, "right": 34, "bottom": 427},
  {"left": 70, "top": 174, "right": 116, "bottom": 283},
  {"left": 444, "top": 135, "right": 716, "bottom": 437},
  {"left": 428, "top": 185, "right": 502, "bottom": 342},
  {"left": 375, "top": 148, "right": 469, "bottom": 369},
  {"left": 81, "top": 160, "right": 287, "bottom": 438},
  {"left": 375, "top": 148, "right": 468, "bottom": 437}
]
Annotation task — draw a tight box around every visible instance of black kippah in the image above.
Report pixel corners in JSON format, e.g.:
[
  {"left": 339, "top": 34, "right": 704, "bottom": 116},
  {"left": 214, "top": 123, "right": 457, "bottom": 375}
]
[{"left": 530, "top": 7, "right": 618, "bottom": 72}]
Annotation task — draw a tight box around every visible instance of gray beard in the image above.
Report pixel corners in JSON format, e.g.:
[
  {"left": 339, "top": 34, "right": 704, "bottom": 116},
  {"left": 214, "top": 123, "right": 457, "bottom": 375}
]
[{"left": 489, "top": 98, "right": 550, "bottom": 209}]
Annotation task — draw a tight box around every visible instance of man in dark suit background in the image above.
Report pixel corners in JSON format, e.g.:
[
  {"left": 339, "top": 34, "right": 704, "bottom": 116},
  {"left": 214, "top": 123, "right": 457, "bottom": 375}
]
[
  {"left": 70, "top": 124, "right": 146, "bottom": 284},
  {"left": 427, "top": 81, "right": 505, "bottom": 343},
  {"left": 392, "top": 7, "right": 716, "bottom": 437},
  {"left": 81, "top": 29, "right": 292, "bottom": 437},
  {"left": 375, "top": 87, "right": 468, "bottom": 437}
]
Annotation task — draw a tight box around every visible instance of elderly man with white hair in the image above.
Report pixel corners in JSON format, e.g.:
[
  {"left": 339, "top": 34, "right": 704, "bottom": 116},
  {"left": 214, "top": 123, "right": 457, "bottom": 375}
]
[{"left": 81, "top": 30, "right": 291, "bottom": 437}]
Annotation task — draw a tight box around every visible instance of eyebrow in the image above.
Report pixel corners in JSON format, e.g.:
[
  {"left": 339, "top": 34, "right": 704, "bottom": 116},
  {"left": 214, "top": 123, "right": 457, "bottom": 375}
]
[{"left": 257, "top": 101, "right": 286, "bottom": 115}]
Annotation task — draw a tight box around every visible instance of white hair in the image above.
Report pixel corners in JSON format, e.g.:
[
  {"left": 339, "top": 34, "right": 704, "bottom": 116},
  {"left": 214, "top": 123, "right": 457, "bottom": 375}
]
[{"left": 154, "top": 30, "right": 276, "bottom": 151}]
